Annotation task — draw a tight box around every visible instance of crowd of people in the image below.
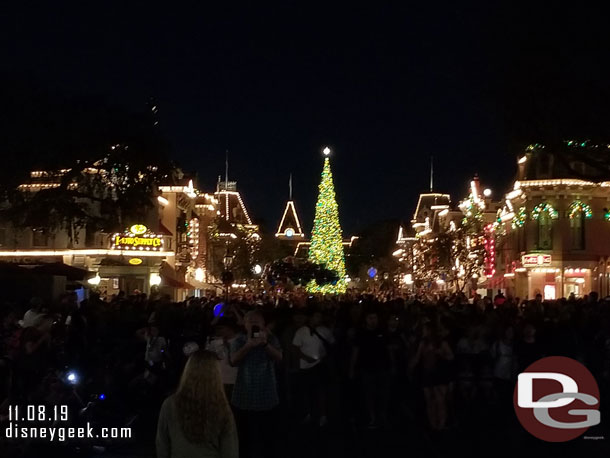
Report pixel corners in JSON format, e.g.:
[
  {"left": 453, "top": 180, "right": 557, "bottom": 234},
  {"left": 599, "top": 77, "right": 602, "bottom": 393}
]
[{"left": 0, "top": 288, "right": 609, "bottom": 457}]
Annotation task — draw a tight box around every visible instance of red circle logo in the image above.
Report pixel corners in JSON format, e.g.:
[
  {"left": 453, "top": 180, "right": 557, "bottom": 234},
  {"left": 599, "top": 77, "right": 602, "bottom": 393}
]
[{"left": 513, "top": 356, "right": 600, "bottom": 442}]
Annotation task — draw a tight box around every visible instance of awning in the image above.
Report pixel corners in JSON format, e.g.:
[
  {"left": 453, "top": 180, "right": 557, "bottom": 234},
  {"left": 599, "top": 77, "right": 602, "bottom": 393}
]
[
  {"left": 0, "top": 263, "right": 29, "bottom": 274},
  {"left": 160, "top": 272, "right": 195, "bottom": 289},
  {"left": 157, "top": 221, "right": 174, "bottom": 236},
  {"left": 28, "top": 262, "right": 91, "bottom": 281},
  {"left": 478, "top": 276, "right": 507, "bottom": 289}
]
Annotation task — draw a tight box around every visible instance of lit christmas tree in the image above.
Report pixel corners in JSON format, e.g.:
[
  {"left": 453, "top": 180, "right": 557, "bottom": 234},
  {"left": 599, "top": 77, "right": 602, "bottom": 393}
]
[{"left": 307, "top": 147, "right": 347, "bottom": 294}]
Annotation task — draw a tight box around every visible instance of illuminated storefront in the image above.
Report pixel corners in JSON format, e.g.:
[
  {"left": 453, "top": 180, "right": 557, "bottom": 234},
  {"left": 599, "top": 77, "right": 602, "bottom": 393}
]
[{"left": 496, "top": 143, "right": 610, "bottom": 300}]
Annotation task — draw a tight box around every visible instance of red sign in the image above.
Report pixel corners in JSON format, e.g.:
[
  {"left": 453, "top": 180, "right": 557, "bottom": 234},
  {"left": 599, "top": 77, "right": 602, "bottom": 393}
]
[{"left": 522, "top": 254, "right": 552, "bottom": 267}]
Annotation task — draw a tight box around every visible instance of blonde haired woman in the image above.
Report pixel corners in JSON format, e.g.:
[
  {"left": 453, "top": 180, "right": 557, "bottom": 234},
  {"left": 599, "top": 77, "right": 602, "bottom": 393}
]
[{"left": 156, "top": 350, "right": 238, "bottom": 458}]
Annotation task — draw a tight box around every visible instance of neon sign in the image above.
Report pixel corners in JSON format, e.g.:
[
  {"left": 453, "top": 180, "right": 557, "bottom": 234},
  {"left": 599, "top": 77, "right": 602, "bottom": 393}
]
[{"left": 112, "top": 225, "right": 163, "bottom": 251}]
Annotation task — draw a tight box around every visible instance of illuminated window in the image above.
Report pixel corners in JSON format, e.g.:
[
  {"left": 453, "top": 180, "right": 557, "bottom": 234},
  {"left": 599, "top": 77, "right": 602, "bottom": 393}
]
[
  {"left": 85, "top": 225, "right": 96, "bottom": 247},
  {"left": 516, "top": 225, "right": 526, "bottom": 252},
  {"left": 537, "top": 210, "right": 552, "bottom": 250},
  {"left": 570, "top": 209, "right": 585, "bottom": 250},
  {"left": 543, "top": 284, "right": 556, "bottom": 300},
  {"left": 32, "top": 229, "right": 48, "bottom": 247}
]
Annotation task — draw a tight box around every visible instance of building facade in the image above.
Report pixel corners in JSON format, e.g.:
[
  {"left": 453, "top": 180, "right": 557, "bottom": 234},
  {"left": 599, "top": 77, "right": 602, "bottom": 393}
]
[
  {"left": 497, "top": 142, "right": 610, "bottom": 299},
  {"left": 0, "top": 166, "right": 259, "bottom": 300},
  {"left": 395, "top": 177, "right": 502, "bottom": 294}
]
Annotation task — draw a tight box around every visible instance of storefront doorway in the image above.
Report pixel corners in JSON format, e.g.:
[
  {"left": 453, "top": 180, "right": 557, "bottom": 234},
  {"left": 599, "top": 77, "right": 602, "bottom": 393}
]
[{"left": 121, "top": 276, "right": 146, "bottom": 295}]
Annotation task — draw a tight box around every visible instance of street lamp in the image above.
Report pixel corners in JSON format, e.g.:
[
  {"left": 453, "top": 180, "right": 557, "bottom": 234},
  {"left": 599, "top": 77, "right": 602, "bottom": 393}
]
[
  {"left": 221, "top": 246, "right": 234, "bottom": 303},
  {"left": 223, "top": 252, "right": 234, "bottom": 270}
]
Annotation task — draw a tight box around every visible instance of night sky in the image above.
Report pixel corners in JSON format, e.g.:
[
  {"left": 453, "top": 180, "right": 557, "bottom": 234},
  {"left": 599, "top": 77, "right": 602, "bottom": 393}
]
[{"left": 2, "top": 4, "right": 610, "bottom": 234}]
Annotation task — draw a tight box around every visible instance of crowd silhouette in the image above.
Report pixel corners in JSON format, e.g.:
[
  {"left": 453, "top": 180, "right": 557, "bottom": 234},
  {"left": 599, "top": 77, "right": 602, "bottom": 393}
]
[{"left": 1, "top": 288, "right": 609, "bottom": 457}]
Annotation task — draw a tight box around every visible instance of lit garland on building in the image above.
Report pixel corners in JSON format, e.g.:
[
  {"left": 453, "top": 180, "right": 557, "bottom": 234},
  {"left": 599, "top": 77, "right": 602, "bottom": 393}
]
[
  {"left": 526, "top": 143, "right": 545, "bottom": 151},
  {"left": 512, "top": 206, "right": 527, "bottom": 228},
  {"left": 483, "top": 223, "right": 495, "bottom": 278},
  {"left": 531, "top": 203, "right": 558, "bottom": 220},
  {"left": 568, "top": 201, "right": 593, "bottom": 219},
  {"left": 307, "top": 150, "right": 347, "bottom": 294},
  {"left": 459, "top": 193, "right": 484, "bottom": 230},
  {"left": 188, "top": 218, "right": 200, "bottom": 260}
]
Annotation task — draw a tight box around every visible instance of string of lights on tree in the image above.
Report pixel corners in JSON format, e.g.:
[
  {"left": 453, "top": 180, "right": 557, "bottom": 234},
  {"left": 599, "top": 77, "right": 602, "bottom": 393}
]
[{"left": 306, "top": 147, "right": 347, "bottom": 294}]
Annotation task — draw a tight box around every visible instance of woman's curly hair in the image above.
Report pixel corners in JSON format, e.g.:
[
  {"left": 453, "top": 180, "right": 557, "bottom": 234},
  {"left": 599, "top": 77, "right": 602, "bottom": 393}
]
[{"left": 174, "top": 350, "right": 232, "bottom": 444}]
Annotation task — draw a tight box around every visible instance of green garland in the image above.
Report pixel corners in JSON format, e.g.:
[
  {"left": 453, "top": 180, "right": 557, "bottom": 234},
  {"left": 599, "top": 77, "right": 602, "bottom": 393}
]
[
  {"left": 512, "top": 207, "right": 527, "bottom": 228},
  {"left": 568, "top": 201, "right": 592, "bottom": 219},
  {"left": 531, "top": 203, "right": 558, "bottom": 220}
]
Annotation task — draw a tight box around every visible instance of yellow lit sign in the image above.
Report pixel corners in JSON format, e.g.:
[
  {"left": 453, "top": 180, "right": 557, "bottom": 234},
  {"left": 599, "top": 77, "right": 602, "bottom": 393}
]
[
  {"left": 130, "top": 224, "right": 148, "bottom": 235},
  {"left": 129, "top": 258, "right": 143, "bottom": 265},
  {"left": 114, "top": 235, "right": 162, "bottom": 249},
  {"left": 112, "top": 226, "right": 163, "bottom": 251}
]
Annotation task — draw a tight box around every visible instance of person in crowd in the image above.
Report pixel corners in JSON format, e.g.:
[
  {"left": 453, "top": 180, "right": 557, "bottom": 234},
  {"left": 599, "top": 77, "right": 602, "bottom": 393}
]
[
  {"left": 64, "top": 307, "right": 88, "bottom": 366},
  {"left": 490, "top": 325, "right": 516, "bottom": 421},
  {"left": 514, "top": 322, "right": 545, "bottom": 373},
  {"left": 493, "top": 291, "right": 506, "bottom": 307},
  {"left": 131, "top": 320, "right": 170, "bottom": 399},
  {"left": 349, "top": 309, "right": 394, "bottom": 428},
  {"left": 0, "top": 307, "right": 19, "bottom": 359},
  {"left": 278, "top": 307, "right": 308, "bottom": 410},
  {"left": 230, "top": 310, "right": 282, "bottom": 458},
  {"left": 292, "top": 309, "right": 335, "bottom": 427},
  {"left": 206, "top": 318, "right": 239, "bottom": 399},
  {"left": 156, "top": 350, "right": 238, "bottom": 458},
  {"left": 2, "top": 287, "right": 610, "bottom": 456},
  {"left": 386, "top": 313, "right": 409, "bottom": 418},
  {"left": 11, "top": 315, "right": 54, "bottom": 402},
  {"left": 20, "top": 297, "right": 47, "bottom": 328},
  {"left": 455, "top": 325, "right": 489, "bottom": 404},
  {"left": 410, "top": 321, "right": 454, "bottom": 432}
]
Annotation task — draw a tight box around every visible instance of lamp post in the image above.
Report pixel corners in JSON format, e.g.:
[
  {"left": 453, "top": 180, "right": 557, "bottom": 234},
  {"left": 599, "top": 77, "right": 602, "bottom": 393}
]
[{"left": 221, "top": 245, "right": 234, "bottom": 303}]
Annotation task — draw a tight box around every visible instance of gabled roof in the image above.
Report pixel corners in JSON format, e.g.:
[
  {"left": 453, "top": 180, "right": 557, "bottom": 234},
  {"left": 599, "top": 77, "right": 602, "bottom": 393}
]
[
  {"left": 215, "top": 189, "right": 253, "bottom": 225},
  {"left": 412, "top": 193, "right": 451, "bottom": 223},
  {"left": 275, "top": 201, "right": 305, "bottom": 239}
]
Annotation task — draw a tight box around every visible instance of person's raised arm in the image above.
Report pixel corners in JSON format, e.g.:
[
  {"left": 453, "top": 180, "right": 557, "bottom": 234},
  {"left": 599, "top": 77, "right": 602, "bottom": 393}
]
[
  {"left": 262, "top": 331, "right": 282, "bottom": 362},
  {"left": 229, "top": 338, "right": 254, "bottom": 366}
]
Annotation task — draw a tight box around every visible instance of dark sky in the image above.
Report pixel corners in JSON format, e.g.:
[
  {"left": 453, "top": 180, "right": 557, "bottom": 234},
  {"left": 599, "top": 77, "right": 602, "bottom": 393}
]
[{"left": 2, "top": 4, "right": 610, "bottom": 234}]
